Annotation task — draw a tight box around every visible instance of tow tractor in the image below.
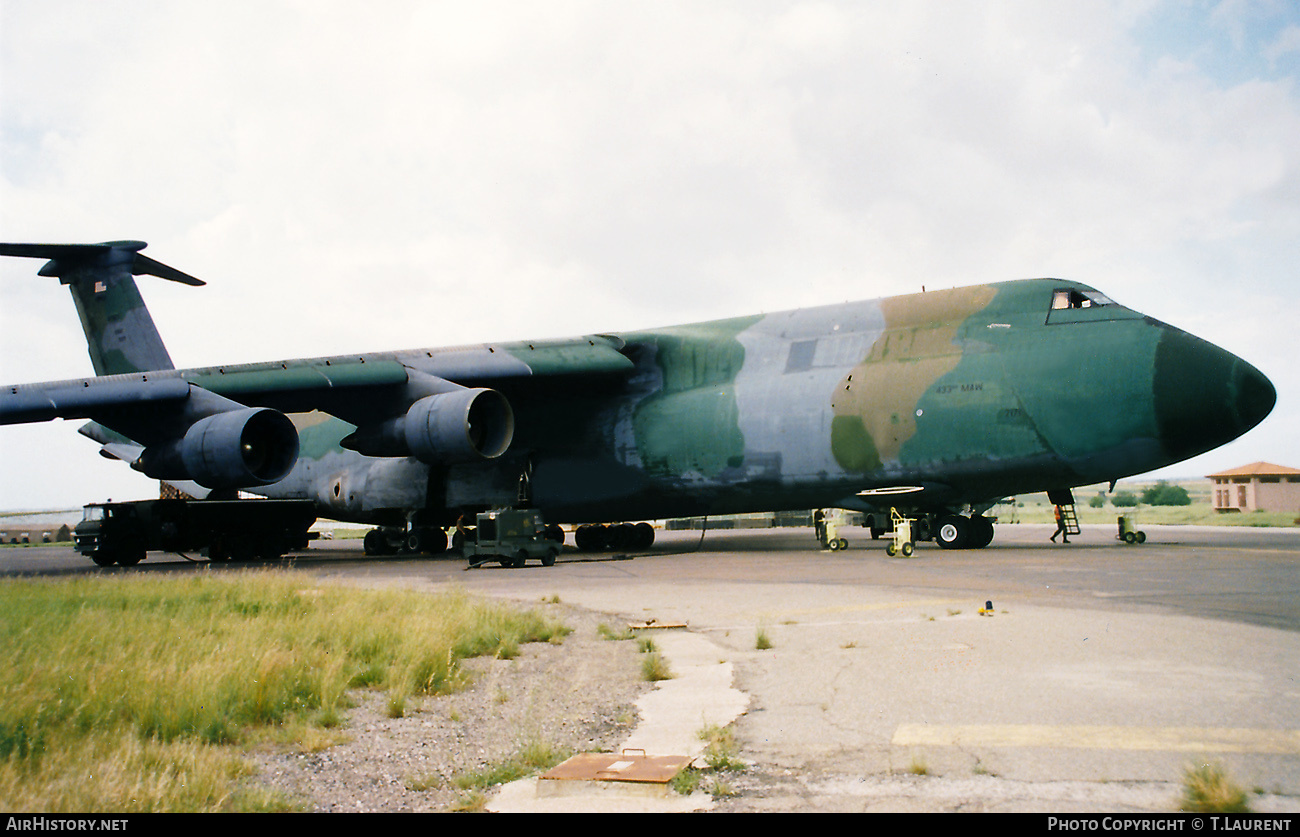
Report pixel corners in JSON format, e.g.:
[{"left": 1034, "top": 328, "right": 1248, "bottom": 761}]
[{"left": 462, "top": 508, "right": 560, "bottom": 568}]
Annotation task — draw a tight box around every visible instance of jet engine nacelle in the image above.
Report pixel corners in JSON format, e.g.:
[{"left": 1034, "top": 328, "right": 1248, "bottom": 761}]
[
  {"left": 342, "top": 387, "right": 514, "bottom": 463},
  {"left": 137, "top": 407, "right": 300, "bottom": 489},
  {"left": 405, "top": 388, "right": 514, "bottom": 462}
]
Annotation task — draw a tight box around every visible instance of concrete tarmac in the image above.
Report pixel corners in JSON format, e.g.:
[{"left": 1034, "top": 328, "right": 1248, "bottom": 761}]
[
  {"left": 4, "top": 522, "right": 1299, "bottom": 813},
  {"left": 462, "top": 525, "right": 1300, "bottom": 813}
]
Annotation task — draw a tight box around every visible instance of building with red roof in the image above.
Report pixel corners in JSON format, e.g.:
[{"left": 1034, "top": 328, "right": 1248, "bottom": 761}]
[{"left": 1208, "top": 462, "right": 1300, "bottom": 513}]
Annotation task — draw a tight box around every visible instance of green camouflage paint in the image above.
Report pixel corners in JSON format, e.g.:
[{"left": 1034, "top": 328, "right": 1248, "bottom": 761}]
[{"left": 631, "top": 316, "right": 760, "bottom": 478}]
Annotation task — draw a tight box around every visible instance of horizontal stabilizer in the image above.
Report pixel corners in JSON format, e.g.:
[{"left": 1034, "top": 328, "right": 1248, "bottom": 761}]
[{"left": 0, "top": 241, "right": 205, "bottom": 286}]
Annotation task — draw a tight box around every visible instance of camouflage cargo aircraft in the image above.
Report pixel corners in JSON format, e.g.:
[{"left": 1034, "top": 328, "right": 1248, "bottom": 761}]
[{"left": 0, "top": 241, "right": 1277, "bottom": 554}]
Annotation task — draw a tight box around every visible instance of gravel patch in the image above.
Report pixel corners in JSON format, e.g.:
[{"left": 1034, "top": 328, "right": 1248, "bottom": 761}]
[{"left": 247, "top": 605, "right": 651, "bottom": 812}]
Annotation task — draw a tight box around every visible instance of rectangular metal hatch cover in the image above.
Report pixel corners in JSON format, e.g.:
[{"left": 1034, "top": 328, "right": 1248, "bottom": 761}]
[{"left": 540, "top": 752, "right": 691, "bottom": 784}]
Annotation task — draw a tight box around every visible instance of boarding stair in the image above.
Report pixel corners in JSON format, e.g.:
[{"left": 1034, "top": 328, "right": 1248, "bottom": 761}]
[{"left": 1058, "top": 504, "right": 1080, "bottom": 536}]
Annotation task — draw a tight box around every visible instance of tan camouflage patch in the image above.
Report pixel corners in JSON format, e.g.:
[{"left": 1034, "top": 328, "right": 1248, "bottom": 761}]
[{"left": 831, "top": 285, "right": 996, "bottom": 471}]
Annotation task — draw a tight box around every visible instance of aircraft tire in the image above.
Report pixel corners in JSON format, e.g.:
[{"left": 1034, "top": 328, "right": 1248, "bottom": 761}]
[
  {"left": 968, "top": 516, "right": 995, "bottom": 549},
  {"left": 575, "top": 524, "right": 608, "bottom": 552},
  {"left": 611, "top": 523, "right": 636, "bottom": 550},
  {"left": 364, "top": 529, "right": 398, "bottom": 556},
  {"left": 406, "top": 527, "right": 448, "bottom": 555},
  {"left": 936, "top": 515, "right": 970, "bottom": 550}
]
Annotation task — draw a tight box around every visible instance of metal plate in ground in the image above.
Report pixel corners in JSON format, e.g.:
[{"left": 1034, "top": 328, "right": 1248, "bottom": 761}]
[{"left": 540, "top": 752, "right": 691, "bottom": 784}]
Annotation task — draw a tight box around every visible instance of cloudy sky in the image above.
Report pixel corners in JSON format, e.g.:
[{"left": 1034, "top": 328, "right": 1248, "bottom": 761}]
[{"left": 1, "top": 0, "right": 1297, "bottom": 510}]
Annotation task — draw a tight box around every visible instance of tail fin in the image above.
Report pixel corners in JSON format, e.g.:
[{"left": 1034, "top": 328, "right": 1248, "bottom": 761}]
[{"left": 0, "top": 240, "right": 202, "bottom": 375}]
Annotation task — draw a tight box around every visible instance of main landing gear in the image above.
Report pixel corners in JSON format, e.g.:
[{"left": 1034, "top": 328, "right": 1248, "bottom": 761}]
[
  {"left": 573, "top": 522, "right": 656, "bottom": 552},
  {"left": 873, "top": 510, "right": 997, "bottom": 555},
  {"left": 363, "top": 525, "right": 449, "bottom": 556},
  {"left": 933, "top": 513, "right": 995, "bottom": 550}
]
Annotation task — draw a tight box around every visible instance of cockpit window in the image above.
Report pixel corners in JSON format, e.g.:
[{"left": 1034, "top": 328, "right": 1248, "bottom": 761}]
[
  {"left": 1045, "top": 286, "right": 1135, "bottom": 325},
  {"left": 1051, "top": 288, "right": 1114, "bottom": 310}
]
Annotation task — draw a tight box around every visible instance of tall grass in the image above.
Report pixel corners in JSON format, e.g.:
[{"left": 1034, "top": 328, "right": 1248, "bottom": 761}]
[
  {"left": 0, "top": 571, "right": 567, "bottom": 812},
  {"left": 1180, "top": 762, "right": 1251, "bottom": 813}
]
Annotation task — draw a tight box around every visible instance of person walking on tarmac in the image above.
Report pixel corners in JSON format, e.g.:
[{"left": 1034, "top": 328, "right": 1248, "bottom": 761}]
[{"left": 1050, "top": 504, "right": 1071, "bottom": 544}]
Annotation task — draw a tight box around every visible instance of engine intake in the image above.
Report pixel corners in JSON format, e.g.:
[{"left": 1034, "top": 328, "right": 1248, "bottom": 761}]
[
  {"left": 342, "top": 387, "right": 514, "bottom": 463},
  {"left": 137, "top": 407, "right": 300, "bottom": 488},
  {"left": 406, "top": 388, "right": 513, "bottom": 462}
]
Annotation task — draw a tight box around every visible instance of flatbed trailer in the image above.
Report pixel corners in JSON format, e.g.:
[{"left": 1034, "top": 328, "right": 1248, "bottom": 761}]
[{"left": 74, "top": 498, "right": 317, "bottom": 567}]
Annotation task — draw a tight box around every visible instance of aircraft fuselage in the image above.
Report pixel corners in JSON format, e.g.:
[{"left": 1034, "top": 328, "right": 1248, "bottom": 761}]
[
  {"left": 256, "top": 278, "right": 1273, "bottom": 529},
  {"left": 3, "top": 243, "right": 1274, "bottom": 554}
]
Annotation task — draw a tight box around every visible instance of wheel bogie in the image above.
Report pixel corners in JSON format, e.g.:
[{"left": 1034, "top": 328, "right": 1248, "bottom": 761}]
[
  {"left": 574, "top": 522, "right": 655, "bottom": 552},
  {"left": 923, "top": 513, "right": 996, "bottom": 550},
  {"left": 365, "top": 526, "right": 450, "bottom": 556}
]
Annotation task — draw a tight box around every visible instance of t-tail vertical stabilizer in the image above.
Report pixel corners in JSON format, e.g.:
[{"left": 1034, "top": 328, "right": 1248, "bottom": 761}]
[{"left": 0, "top": 240, "right": 203, "bottom": 375}]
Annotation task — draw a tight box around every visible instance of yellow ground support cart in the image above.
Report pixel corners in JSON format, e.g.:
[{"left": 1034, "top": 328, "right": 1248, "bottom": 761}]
[
  {"left": 819, "top": 508, "right": 850, "bottom": 551},
  {"left": 1117, "top": 514, "right": 1147, "bottom": 544},
  {"left": 886, "top": 508, "right": 915, "bottom": 557}
]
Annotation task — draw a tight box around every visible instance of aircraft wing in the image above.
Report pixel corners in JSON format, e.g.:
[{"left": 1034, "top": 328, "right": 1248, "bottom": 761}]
[
  {"left": 179, "top": 335, "right": 634, "bottom": 419},
  {"left": 1, "top": 376, "right": 192, "bottom": 426},
  {"left": 0, "top": 335, "right": 635, "bottom": 490}
]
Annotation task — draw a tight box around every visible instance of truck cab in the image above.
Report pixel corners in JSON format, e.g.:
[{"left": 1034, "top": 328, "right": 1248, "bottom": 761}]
[{"left": 74, "top": 503, "right": 146, "bottom": 566}]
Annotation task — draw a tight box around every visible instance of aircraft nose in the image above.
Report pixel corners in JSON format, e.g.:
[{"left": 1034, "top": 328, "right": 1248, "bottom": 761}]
[{"left": 1152, "top": 326, "right": 1275, "bottom": 461}]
